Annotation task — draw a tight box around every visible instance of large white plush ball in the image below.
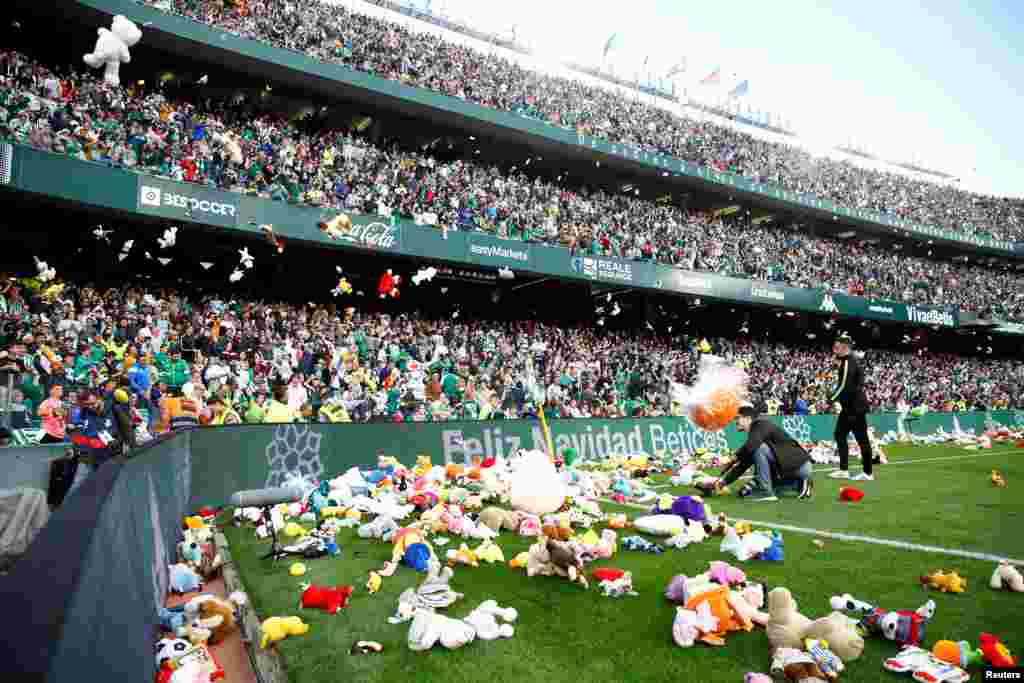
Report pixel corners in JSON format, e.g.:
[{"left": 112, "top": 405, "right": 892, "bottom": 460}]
[{"left": 508, "top": 450, "right": 566, "bottom": 516}]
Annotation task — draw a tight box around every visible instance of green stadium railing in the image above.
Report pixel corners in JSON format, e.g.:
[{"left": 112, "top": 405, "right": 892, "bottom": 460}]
[{"left": 4, "top": 146, "right": 961, "bottom": 328}]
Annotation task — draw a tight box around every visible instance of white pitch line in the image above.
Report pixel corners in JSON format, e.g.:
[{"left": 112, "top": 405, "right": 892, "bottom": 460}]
[
  {"left": 670, "top": 448, "right": 1020, "bottom": 484},
  {"left": 600, "top": 496, "right": 1024, "bottom": 565}
]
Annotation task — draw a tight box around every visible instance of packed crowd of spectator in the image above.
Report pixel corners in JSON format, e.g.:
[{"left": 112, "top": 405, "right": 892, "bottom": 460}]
[
  {"left": 142, "top": 0, "right": 1024, "bottom": 243},
  {"left": 3, "top": 49, "right": 1023, "bottom": 321},
  {"left": 2, "top": 276, "right": 1020, "bottom": 453}
]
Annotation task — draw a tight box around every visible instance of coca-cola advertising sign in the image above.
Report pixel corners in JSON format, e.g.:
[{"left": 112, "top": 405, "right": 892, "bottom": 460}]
[{"left": 338, "top": 221, "right": 400, "bottom": 251}]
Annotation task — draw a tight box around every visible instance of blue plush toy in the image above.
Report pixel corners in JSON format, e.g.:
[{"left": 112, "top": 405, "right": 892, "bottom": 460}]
[
  {"left": 158, "top": 606, "right": 187, "bottom": 633},
  {"left": 758, "top": 532, "right": 784, "bottom": 561},
  {"left": 622, "top": 535, "right": 665, "bottom": 554},
  {"left": 168, "top": 563, "right": 203, "bottom": 594},
  {"left": 403, "top": 543, "right": 431, "bottom": 571}
]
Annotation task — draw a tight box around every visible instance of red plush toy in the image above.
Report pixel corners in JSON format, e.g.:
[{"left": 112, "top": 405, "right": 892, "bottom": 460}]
[
  {"left": 839, "top": 487, "right": 865, "bottom": 502},
  {"left": 377, "top": 269, "right": 401, "bottom": 299},
  {"left": 301, "top": 584, "right": 354, "bottom": 614},
  {"left": 980, "top": 632, "right": 1017, "bottom": 668},
  {"left": 592, "top": 568, "right": 626, "bottom": 583}
]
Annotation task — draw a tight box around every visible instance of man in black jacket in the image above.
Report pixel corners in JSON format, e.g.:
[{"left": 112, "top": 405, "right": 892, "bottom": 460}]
[
  {"left": 828, "top": 333, "right": 875, "bottom": 482},
  {"left": 712, "top": 405, "right": 813, "bottom": 502}
]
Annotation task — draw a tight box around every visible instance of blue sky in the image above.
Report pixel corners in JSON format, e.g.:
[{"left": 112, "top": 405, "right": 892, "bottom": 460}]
[{"left": 433, "top": 0, "right": 1023, "bottom": 198}]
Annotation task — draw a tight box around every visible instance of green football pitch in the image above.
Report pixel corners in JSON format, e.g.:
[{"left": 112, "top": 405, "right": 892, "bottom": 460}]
[{"left": 223, "top": 443, "right": 1022, "bottom": 683}]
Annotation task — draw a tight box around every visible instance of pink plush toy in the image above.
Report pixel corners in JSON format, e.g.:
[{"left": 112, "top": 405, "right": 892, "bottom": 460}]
[
  {"left": 744, "top": 674, "right": 772, "bottom": 683},
  {"left": 595, "top": 529, "right": 617, "bottom": 559},
  {"left": 518, "top": 514, "right": 541, "bottom": 537},
  {"left": 709, "top": 561, "right": 747, "bottom": 587}
]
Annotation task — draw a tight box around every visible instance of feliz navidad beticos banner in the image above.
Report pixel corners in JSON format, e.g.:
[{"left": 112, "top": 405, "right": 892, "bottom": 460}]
[
  {"left": 7, "top": 146, "right": 960, "bottom": 328},
  {"left": 183, "top": 410, "right": 1024, "bottom": 507}
]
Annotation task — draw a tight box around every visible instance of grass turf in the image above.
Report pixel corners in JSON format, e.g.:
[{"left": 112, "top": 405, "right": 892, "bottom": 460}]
[{"left": 222, "top": 444, "right": 1023, "bottom": 683}]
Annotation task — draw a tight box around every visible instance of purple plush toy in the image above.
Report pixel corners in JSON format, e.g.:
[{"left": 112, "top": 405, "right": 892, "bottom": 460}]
[{"left": 652, "top": 495, "right": 707, "bottom": 524}]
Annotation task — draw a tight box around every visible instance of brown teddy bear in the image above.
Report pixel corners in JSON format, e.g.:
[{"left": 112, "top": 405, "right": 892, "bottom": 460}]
[
  {"left": 542, "top": 524, "right": 574, "bottom": 542},
  {"left": 545, "top": 539, "right": 588, "bottom": 589},
  {"left": 771, "top": 648, "right": 829, "bottom": 682},
  {"left": 766, "top": 588, "right": 864, "bottom": 662},
  {"left": 185, "top": 594, "right": 244, "bottom": 646}
]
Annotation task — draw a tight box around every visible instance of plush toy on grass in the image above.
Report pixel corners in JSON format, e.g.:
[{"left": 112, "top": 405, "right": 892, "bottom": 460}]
[
  {"left": 990, "top": 561, "right": 1024, "bottom": 592},
  {"left": 804, "top": 638, "right": 844, "bottom": 680},
  {"left": 301, "top": 584, "right": 353, "bottom": 614},
  {"left": 259, "top": 616, "right": 309, "bottom": 649},
  {"left": 980, "top": 632, "right": 1017, "bottom": 668},
  {"left": 720, "top": 527, "right": 773, "bottom": 562},
  {"left": 599, "top": 571, "right": 637, "bottom": 598},
  {"left": 920, "top": 570, "right": 967, "bottom": 594},
  {"left": 474, "top": 539, "right": 505, "bottom": 564},
  {"left": 838, "top": 487, "right": 864, "bottom": 502},
  {"left": 991, "top": 470, "right": 1007, "bottom": 487},
  {"left": 622, "top": 535, "right": 665, "bottom": 554},
  {"left": 672, "top": 601, "right": 722, "bottom": 647},
  {"left": 446, "top": 543, "right": 480, "bottom": 568},
  {"left": 765, "top": 588, "right": 865, "bottom": 662},
  {"left": 462, "top": 600, "right": 518, "bottom": 640},
  {"left": 830, "top": 593, "right": 935, "bottom": 647},
  {"left": 883, "top": 646, "right": 970, "bottom": 683},
  {"left": 932, "top": 640, "right": 984, "bottom": 669},
  {"left": 770, "top": 648, "right": 830, "bottom": 683},
  {"left": 546, "top": 538, "right": 589, "bottom": 587},
  {"left": 478, "top": 507, "right": 520, "bottom": 533}
]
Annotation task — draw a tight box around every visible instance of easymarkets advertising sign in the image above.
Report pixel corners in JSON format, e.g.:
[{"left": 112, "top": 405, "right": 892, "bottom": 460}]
[{"left": 137, "top": 177, "right": 239, "bottom": 228}]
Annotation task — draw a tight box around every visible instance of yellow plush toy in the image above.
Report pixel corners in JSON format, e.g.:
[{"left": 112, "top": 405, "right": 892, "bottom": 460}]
[
  {"left": 183, "top": 516, "right": 207, "bottom": 530},
  {"left": 367, "top": 571, "right": 382, "bottom": 594},
  {"left": 289, "top": 563, "right": 306, "bottom": 577},
  {"left": 509, "top": 552, "right": 529, "bottom": 569},
  {"left": 921, "top": 569, "right": 967, "bottom": 594},
  {"left": 446, "top": 543, "right": 479, "bottom": 568},
  {"left": 284, "top": 523, "right": 307, "bottom": 538},
  {"left": 474, "top": 539, "right": 505, "bottom": 564},
  {"left": 260, "top": 616, "right": 310, "bottom": 649},
  {"left": 413, "top": 455, "right": 432, "bottom": 478}
]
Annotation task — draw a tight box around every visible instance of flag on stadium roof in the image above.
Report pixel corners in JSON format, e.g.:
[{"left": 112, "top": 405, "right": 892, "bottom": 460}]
[
  {"left": 729, "top": 80, "right": 750, "bottom": 98},
  {"left": 666, "top": 58, "right": 687, "bottom": 78},
  {"left": 699, "top": 68, "right": 720, "bottom": 85},
  {"left": 602, "top": 33, "right": 619, "bottom": 59}
]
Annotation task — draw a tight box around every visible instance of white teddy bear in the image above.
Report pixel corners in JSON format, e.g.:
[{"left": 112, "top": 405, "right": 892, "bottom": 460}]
[
  {"left": 462, "top": 600, "right": 517, "bottom": 640},
  {"left": 83, "top": 15, "right": 142, "bottom": 86}
]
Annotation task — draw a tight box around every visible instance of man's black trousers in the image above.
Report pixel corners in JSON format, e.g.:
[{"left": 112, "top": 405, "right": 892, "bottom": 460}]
[{"left": 834, "top": 411, "right": 873, "bottom": 475}]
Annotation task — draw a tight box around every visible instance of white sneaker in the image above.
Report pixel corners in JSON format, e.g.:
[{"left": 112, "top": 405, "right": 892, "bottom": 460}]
[
  {"left": 851, "top": 473, "right": 874, "bottom": 481},
  {"left": 829, "top": 470, "right": 851, "bottom": 479}
]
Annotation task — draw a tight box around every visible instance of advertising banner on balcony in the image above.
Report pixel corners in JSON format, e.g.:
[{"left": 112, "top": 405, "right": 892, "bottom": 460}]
[{"left": 136, "top": 176, "right": 240, "bottom": 228}]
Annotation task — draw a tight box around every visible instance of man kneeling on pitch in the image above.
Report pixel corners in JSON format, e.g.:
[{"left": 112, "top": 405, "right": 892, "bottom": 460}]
[{"left": 710, "top": 405, "right": 813, "bottom": 502}]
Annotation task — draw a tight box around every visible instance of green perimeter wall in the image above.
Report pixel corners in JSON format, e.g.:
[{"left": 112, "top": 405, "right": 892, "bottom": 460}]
[{"left": 187, "top": 410, "right": 1024, "bottom": 507}]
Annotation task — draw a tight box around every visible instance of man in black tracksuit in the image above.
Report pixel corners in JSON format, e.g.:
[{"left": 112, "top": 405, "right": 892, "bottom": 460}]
[
  {"left": 713, "top": 405, "right": 813, "bottom": 502},
  {"left": 828, "top": 333, "right": 875, "bottom": 481}
]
